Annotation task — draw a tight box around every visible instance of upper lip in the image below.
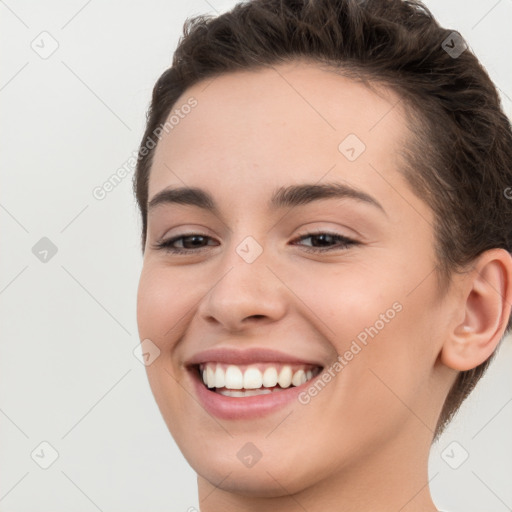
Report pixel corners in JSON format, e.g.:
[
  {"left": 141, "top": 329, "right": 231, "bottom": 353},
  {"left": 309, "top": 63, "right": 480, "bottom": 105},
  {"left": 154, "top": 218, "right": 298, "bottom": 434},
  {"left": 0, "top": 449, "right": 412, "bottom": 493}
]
[{"left": 185, "top": 347, "right": 324, "bottom": 367}]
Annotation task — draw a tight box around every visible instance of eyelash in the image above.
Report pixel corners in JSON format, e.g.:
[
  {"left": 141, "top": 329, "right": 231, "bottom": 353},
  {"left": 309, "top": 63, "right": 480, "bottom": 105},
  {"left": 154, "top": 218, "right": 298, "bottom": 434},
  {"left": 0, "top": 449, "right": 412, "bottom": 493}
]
[{"left": 153, "top": 231, "right": 359, "bottom": 254}]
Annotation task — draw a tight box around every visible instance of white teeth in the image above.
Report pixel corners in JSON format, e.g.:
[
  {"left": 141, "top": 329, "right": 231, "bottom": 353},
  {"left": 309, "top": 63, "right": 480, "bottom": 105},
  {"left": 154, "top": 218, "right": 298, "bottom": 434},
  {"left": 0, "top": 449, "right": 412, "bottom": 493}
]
[
  {"left": 206, "top": 365, "right": 215, "bottom": 389},
  {"left": 225, "top": 365, "right": 244, "bottom": 389},
  {"left": 214, "top": 365, "right": 225, "bottom": 388},
  {"left": 278, "top": 365, "right": 293, "bottom": 388},
  {"left": 292, "top": 369, "right": 306, "bottom": 387},
  {"left": 262, "top": 367, "right": 278, "bottom": 387},
  {"left": 243, "top": 366, "right": 263, "bottom": 389},
  {"left": 200, "top": 363, "right": 319, "bottom": 391},
  {"left": 218, "top": 388, "right": 272, "bottom": 397}
]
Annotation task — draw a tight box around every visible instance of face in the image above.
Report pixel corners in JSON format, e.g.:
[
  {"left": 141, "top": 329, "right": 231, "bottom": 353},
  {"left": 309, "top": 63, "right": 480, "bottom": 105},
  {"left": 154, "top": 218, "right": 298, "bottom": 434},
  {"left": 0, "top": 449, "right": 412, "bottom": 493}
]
[{"left": 137, "top": 61, "right": 457, "bottom": 497}]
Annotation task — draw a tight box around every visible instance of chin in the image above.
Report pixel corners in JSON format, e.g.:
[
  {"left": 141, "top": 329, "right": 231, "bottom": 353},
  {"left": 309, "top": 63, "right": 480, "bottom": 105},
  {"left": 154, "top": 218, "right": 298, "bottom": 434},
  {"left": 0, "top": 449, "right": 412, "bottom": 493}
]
[{"left": 196, "top": 462, "right": 312, "bottom": 499}]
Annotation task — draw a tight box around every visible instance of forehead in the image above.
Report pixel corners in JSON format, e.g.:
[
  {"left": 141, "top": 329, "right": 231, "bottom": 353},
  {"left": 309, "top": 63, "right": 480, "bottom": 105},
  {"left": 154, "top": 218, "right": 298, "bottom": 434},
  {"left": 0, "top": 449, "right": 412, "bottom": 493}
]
[{"left": 149, "top": 60, "right": 411, "bottom": 203}]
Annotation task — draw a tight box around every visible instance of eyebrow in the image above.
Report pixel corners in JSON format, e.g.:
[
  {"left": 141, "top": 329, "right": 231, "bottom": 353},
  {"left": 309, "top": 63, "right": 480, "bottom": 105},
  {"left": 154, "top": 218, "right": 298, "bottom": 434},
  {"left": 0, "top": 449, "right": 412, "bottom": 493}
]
[{"left": 147, "top": 182, "right": 386, "bottom": 216}]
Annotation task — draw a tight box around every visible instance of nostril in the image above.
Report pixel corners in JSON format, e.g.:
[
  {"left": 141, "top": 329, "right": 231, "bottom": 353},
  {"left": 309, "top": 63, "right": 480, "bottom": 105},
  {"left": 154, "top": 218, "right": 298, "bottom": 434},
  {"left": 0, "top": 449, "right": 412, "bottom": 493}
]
[{"left": 246, "top": 315, "right": 266, "bottom": 321}]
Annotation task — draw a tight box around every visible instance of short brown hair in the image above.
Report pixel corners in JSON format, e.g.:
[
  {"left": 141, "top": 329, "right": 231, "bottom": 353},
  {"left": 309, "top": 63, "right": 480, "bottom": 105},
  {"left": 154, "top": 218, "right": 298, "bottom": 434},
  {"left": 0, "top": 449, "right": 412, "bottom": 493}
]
[{"left": 133, "top": 0, "right": 512, "bottom": 439}]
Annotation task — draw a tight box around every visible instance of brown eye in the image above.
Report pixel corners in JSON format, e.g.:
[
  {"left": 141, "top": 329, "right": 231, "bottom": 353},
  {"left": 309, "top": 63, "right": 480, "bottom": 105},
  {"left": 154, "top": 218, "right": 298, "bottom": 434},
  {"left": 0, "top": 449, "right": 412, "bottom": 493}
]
[
  {"left": 292, "top": 232, "right": 359, "bottom": 252},
  {"left": 153, "top": 233, "right": 219, "bottom": 253}
]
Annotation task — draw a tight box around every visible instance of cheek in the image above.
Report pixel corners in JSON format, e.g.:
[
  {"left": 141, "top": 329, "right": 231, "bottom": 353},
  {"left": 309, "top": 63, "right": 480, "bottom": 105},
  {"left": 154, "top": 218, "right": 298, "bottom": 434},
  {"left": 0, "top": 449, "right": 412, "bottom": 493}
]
[
  {"left": 296, "top": 262, "right": 397, "bottom": 344},
  {"left": 136, "top": 265, "right": 195, "bottom": 347},
  {"left": 136, "top": 265, "right": 200, "bottom": 439},
  {"left": 302, "top": 261, "right": 437, "bottom": 402}
]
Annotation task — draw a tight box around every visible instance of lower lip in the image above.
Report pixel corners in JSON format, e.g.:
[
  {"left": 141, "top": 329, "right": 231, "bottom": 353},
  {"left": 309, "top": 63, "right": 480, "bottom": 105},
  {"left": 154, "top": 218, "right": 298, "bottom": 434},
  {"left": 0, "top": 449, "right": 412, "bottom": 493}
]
[{"left": 189, "top": 368, "right": 317, "bottom": 420}]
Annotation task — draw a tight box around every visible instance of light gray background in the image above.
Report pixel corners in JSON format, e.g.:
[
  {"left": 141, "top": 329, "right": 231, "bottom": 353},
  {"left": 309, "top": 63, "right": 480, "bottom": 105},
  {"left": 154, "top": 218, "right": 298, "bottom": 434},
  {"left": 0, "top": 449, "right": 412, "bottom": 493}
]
[{"left": 1, "top": 1, "right": 511, "bottom": 511}]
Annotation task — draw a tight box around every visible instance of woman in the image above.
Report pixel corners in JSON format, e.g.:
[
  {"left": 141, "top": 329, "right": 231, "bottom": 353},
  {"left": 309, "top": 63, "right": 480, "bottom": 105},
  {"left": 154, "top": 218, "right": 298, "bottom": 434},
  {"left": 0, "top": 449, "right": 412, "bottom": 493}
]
[{"left": 133, "top": 0, "right": 512, "bottom": 510}]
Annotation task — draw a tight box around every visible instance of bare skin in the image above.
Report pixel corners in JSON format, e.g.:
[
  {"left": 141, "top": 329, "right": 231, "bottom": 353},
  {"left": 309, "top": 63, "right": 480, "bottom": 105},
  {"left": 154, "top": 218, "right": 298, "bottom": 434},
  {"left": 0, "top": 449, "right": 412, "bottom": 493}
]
[{"left": 136, "top": 60, "right": 512, "bottom": 512}]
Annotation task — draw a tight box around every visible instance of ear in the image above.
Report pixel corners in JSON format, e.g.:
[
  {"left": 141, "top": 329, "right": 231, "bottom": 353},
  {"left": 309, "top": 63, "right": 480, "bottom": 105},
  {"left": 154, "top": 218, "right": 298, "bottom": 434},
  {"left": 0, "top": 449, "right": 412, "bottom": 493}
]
[{"left": 440, "top": 248, "right": 512, "bottom": 371}]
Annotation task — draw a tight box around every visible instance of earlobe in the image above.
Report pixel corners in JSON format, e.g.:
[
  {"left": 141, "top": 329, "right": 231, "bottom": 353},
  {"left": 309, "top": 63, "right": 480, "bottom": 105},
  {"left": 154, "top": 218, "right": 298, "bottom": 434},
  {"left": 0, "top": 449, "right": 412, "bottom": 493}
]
[{"left": 440, "top": 248, "right": 512, "bottom": 372}]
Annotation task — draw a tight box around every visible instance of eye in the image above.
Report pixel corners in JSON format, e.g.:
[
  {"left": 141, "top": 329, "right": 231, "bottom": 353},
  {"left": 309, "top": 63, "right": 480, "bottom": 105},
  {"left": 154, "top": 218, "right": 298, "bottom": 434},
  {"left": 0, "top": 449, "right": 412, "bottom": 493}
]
[
  {"left": 152, "top": 233, "right": 219, "bottom": 254},
  {"left": 290, "top": 232, "right": 359, "bottom": 253},
  {"left": 152, "top": 231, "right": 359, "bottom": 255}
]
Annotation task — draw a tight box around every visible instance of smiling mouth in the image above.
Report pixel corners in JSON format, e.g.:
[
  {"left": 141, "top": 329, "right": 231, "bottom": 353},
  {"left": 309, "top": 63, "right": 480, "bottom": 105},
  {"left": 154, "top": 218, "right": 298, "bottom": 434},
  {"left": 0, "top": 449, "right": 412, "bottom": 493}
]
[{"left": 195, "top": 362, "right": 323, "bottom": 397}]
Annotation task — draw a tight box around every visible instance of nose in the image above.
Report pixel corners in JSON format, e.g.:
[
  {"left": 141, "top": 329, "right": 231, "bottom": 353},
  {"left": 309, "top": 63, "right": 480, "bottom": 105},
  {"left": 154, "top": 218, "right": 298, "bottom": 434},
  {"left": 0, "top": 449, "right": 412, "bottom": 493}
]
[{"left": 196, "top": 243, "right": 288, "bottom": 333}]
